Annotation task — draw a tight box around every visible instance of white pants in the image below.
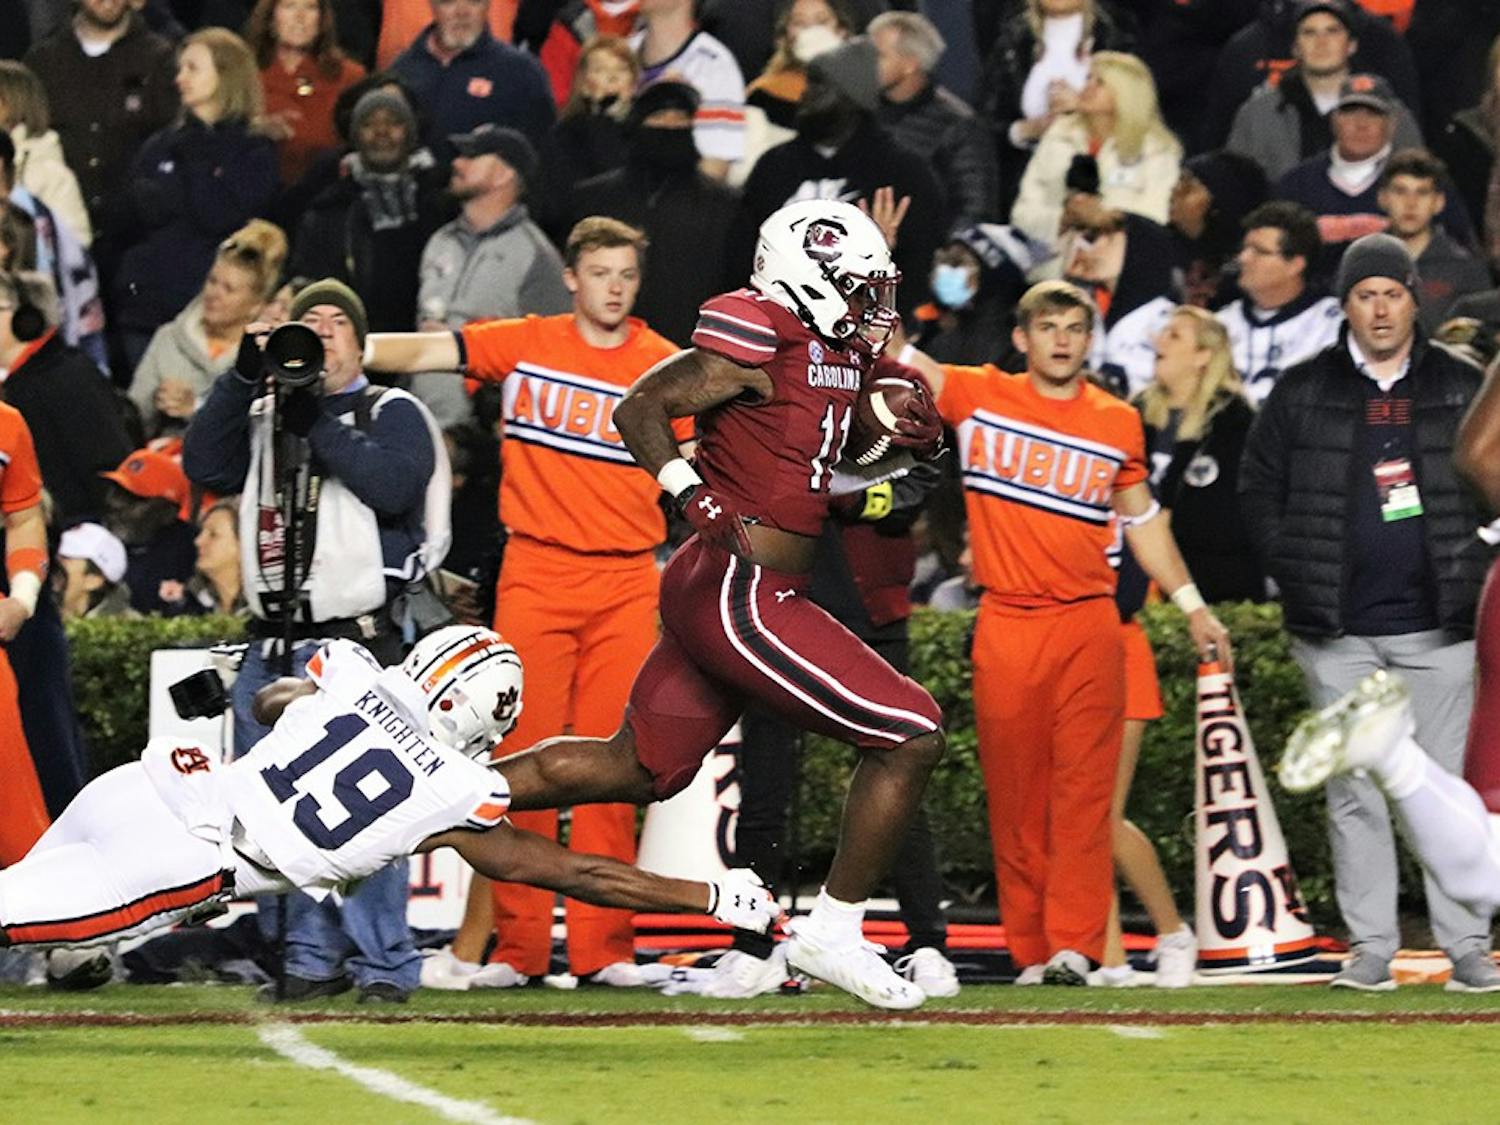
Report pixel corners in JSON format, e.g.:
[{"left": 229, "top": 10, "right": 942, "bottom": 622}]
[{"left": 0, "top": 763, "right": 284, "bottom": 949}]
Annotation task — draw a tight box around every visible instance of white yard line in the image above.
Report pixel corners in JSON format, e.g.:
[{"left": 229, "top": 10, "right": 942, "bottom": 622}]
[
  {"left": 1107, "top": 1025, "right": 1167, "bottom": 1040},
  {"left": 256, "top": 1023, "right": 533, "bottom": 1125},
  {"left": 683, "top": 1027, "right": 745, "bottom": 1042}
]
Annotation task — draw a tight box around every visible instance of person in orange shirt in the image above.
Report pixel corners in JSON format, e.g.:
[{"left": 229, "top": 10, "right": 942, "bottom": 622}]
[
  {"left": 246, "top": 0, "right": 366, "bottom": 188},
  {"left": 0, "top": 402, "right": 56, "bottom": 865},
  {"left": 365, "top": 216, "right": 686, "bottom": 987},
  {"left": 904, "top": 280, "right": 1230, "bottom": 985}
]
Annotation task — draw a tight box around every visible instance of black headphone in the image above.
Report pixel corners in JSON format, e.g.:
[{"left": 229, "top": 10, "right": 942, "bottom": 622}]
[{"left": 7, "top": 275, "right": 44, "bottom": 343}]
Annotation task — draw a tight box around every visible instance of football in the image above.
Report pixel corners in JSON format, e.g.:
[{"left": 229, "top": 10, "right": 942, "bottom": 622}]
[{"left": 846, "top": 375, "right": 923, "bottom": 466}]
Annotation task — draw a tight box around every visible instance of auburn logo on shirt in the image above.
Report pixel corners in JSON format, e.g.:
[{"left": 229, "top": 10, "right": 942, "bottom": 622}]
[
  {"left": 959, "top": 410, "right": 1125, "bottom": 524},
  {"left": 502, "top": 363, "right": 635, "bottom": 466}
]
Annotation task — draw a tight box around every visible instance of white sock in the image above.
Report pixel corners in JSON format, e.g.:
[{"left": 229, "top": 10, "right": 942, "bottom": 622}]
[
  {"left": 1379, "top": 734, "right": 1428, "bottom": 799},
  {"left": 805, "top": 887, "right": 865, "bottom": 946},
  {"left": 1388, "top": 749, "right": 1500, "bottom": 915}
]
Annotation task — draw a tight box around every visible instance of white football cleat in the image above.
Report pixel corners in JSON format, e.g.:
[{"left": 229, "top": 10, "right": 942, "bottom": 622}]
[
  {"left": 894, "top": 947, "right": 960, "bottom": 998},
  {"left": 1152, "top": 925, "right": 1198, "bottom": 989},
  {"left": 419, "top": 948, "right": 481, "bottom": 991},
  {"left": 587, "top": 961, "right": 647, "bottom": 988},
  {"left": 1278, "top": 670, "right": 1413, "bottom": 793},
  {"left": 1013, "top": 964, "right": 1045, "bottom": 986},
  {"left": 700, "top": 946, "right": 789, "bottom": 998},
  {"left": 1088, "top": 964, "right": 1138, "bottom": 988},
  {"left": 468, "top": 961, "right": 530, "bottom": 989},
  {"left": 784, "top": 919, "right": 924, "bottom": 1010},
  {"left": 1041, "top": 949, "right": 1089, "bottom": 986}
]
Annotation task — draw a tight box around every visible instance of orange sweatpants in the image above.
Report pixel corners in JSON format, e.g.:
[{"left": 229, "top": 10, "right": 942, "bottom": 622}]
[
  {"left": 0, "top": 649, "right": 51, "bottom": 866},
  {"left": 972, "top": 595, "right": 1123, "bottom": 967},
  {"left": 490, "top": 536, "right": 660, "bottom": 977}
]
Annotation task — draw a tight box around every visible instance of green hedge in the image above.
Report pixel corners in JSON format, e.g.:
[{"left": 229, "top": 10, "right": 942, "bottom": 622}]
[{"left": 66, "top": 604, "right": 1412, "bottom": 929}]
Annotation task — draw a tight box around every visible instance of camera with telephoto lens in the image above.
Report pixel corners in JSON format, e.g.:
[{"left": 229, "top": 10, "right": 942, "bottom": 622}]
[
  {"left": 169, "top": 668, "right": 229, "bottom": 720},
  {"left": 264, "top": 322, "right": 325, "bottom": 389}
]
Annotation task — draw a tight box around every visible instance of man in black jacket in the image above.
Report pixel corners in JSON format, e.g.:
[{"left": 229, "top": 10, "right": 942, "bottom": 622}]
[
  {"left": 570, "top": 80, "right": 738, "bottom": 347},
  {"left": 729, "top": 37, "right": 944, "bottom": 325},
  {"left": 870, "top": 10, "right": 997, "bottom": 230},
  {"left": 1240, "top": 233, "right": 1497, "bottom": 993},
  {"left": 0, "top": 273, "right": 130, "bottom": 526},
  {"left": 289, "top": 89, "right": 451, "bottom": 334}
]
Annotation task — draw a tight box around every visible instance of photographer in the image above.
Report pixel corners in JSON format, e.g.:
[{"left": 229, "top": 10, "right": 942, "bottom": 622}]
[{"left": 181, "top": 278, "right": 451, "bottom": 1004}]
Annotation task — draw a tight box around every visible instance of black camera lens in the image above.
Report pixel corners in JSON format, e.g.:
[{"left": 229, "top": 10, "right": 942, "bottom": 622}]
[{"left": 265, "top": 323, "right": 325, "bottom": 389}]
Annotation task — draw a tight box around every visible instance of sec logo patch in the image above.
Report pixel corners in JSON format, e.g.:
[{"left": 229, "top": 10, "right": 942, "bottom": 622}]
[{"left": 808, "top": 339, "right": 825, "bottom": 364}]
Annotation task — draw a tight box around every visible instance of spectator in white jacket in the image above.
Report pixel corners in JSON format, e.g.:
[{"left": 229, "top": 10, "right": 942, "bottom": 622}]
[
  {"left": 1215, "top": 200, "right": 1343, "bottom": 405},
  {"left": 129, "top": 219, "right": 287, "bottom": 438},
  {"left": 1010, "top": 51, "right": 1180, "bottom": 259},
  {"left": 0, "top": 62, "right": 92, "bottom": 247}
]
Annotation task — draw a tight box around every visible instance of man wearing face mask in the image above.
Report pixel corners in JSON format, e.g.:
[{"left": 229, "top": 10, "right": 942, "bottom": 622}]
[
  {"left": 913, "top": 224, "right": 1029, "bottom": 366},
  {"left": 571, "top": 79, "right": 738, "bottom": 345},
  {"left": 731, "top": 37, "right": 945, "bottom": 324}
]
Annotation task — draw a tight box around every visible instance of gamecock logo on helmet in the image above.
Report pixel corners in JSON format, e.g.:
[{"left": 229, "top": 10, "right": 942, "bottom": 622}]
[{"left": 803, "top": 219, "right": 846, "bottom": 263}]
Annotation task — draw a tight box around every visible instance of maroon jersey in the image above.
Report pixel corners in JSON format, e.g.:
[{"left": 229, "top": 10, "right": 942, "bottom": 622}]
[{"left": 690, "top": 288, "right": 873, "bottom": 537}]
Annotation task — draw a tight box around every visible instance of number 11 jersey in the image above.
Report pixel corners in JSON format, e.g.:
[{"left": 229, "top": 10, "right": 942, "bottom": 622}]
[
  {"left": 220, "top": 641, "right": 511, "bottom": 894},
  {"left": 689, "top": 289, "right": 876, "bottom": 537}
]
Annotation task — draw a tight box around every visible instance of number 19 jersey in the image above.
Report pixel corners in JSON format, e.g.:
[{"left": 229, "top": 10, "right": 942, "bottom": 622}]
[{"left": 220, "top": 641, "right": 511, "bottom": 894}]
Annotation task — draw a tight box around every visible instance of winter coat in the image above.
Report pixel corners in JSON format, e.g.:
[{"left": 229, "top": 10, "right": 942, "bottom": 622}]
[
  {"left": 9, "top": 124, "right": 92, "bottom": 245},
  {"left": 1011, "top": 115, "right": 1181, "bottom": 254},
  {"left": 1, "top": 332, "right": 131, "bottom": 524},
  {"left": 113, "top": 115, "right": 279, "bottom": 336},
  {"left": 1144, "top": 392, "right": 1264, "bottom": 604},
  {"left": 876, "top": 83, "right": 999, "bottom": 227},
  {"left": 1239, "top": 331, "right": 1489, "bottom": 638},
  {"left": 128, "top": 299, "right": 228, "bottom": 439},
  {"left": 288, "top": 156, "right": 452, "bottom": 333},
  {"left": 1226, "top": 68, "right": 1423, "bottom": 184},
  {"left": 23, "top": 13, "right": 177, "bottom": 231}
]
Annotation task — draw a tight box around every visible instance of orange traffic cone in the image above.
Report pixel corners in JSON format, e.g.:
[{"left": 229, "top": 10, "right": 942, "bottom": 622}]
[{"left": 1194, "top": 655, "right": 1319, "bottom": 973}]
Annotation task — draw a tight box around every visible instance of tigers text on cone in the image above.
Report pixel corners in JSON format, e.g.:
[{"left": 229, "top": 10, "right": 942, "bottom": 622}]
[{"left": 1193, "top": 659, "right": 1319, "bottom": 973}]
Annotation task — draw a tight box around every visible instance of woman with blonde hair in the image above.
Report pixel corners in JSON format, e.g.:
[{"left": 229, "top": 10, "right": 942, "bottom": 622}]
[
  {"left": 980, "top": 0, "right": 1134, "bottom": 209},
  {"left": 0, "top": 62, "right": 91, "bottom": 246},
  {"left": 1011, "top": 50, "right": 1180, "bottom": 259},
  {"left": 113, "top": 28, "right": 280, "bottom": 371},
  {"left": 129, "top": 219, "right": 288, "bottom": 439},
  {"left": 1094, "top": 305, "right": 1260, "bottom": 988},
  {"left": 246, "top": 0, "right": 365, "bottom": 188}
]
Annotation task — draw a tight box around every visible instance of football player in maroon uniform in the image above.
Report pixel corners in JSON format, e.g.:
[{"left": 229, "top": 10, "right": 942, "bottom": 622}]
[{"left": 493, "top": 200, "right": 946, "bottom": 1008}]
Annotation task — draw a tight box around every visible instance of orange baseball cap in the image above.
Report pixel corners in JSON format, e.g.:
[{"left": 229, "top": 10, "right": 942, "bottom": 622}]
[{"left": 100, "top": 448, "right": 190, "bottom": 510}]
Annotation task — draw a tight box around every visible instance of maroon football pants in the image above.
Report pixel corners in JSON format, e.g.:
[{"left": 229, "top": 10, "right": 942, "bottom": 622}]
[{"left": 626, "top": 536, "right": 943, "bottom": 799}]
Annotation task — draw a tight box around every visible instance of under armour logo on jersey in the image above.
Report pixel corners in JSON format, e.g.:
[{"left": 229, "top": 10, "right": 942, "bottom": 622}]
[
  {"left": 171, "top": 746, "right": 211, "bottom": 775},
  {"left": 775, "top": 590, "right": 796, "bottom": 603},
  {"left": 697, "top": 495, "right": 722, "bottom": 521}
]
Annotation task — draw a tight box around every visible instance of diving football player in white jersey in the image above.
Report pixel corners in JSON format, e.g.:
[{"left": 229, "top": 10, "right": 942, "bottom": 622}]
[{"left": 0, "top": 627, "right": 778, "bottom": 950}]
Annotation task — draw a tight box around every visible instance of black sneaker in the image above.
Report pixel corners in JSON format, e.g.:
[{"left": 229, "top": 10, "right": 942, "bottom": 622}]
[
  {"left": 357, "top": 981, "right": 410, "bottom": 1004},
  {"left": 256, "top": 974, "right": 353, "bottom": 1003}
]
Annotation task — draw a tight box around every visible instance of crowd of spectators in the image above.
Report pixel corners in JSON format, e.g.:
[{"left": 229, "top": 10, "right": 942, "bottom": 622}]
[{"left": 3, "top": 0, "right": 1500, "bottom": 994}]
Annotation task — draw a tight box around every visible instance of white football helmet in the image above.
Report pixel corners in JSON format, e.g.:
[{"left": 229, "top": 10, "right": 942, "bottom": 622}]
[
  {"left": 401, "top": 626, "right": 524, "bottom": 759},
  {"left": 749, "top": 199, "right": 901, "bottom": 357}
]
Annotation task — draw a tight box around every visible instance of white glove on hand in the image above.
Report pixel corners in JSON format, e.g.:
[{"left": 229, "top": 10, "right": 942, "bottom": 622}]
[{"left": 708, "top": 868, "right": 782, "bottom": 933}]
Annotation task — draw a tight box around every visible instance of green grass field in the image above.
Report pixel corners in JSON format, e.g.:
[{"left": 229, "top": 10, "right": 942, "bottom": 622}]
[{"left": 3, "top": 983, "right": 1499, "bottom": 1123}]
